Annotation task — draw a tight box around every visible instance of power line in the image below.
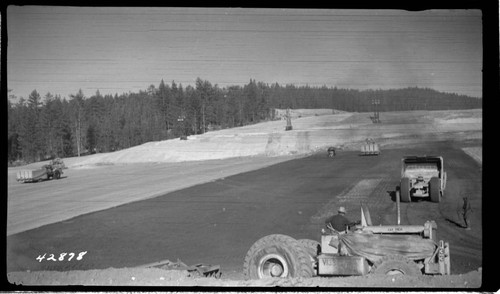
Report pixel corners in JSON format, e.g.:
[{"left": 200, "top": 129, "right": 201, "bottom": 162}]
[
  {"left": 10, "top": 11, "right": 481, "bottom": 17},
  {"left": 9, "top": 58, "right": 481, "bottom": 63},
  {"left": 8, "top": 77, "right": 482, "bottom": 84}
]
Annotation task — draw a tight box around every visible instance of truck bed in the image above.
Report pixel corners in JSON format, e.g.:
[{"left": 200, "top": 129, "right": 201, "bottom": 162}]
[
  {"left": 16, "top": 169, "right": 47, "bottom": 182},
  {"left": 403, "top": 164, "right": 439, "bottom": 179}
]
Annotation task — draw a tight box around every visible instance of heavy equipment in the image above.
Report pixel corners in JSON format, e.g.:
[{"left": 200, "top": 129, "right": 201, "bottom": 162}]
[
  {"left": 138, "top": 259, "right": 221, "bottom": 278},
  {"left": 243, "top": 199, "right": 450, "bottom": 279},
  {"left": 16, "top": 158, "right": 66, "bottom": 183},
  {"left": 400, "top": 156, "right": 447, "bottom": 203},
  {"left": 360, "top": 138, "right": 380, "bottom": 156}
]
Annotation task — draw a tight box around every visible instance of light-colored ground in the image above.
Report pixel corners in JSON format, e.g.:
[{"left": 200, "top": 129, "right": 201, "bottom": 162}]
[
  {"left": 52, "top": 109, "right": 482, "bottom": 166},
  {"left": 273, "top": 108, "right": 345, "bottom": 119},
  {"left": 7, "top": 156, "right": 300, "bottom": 236},
  {"left": 462, "top": 147, "right": 482, "bottom": 165},
  {"left": 8, "top": 109, "right": 482, "bottom": 236},
  {"left": 7, "top": 108, "right": 483, "bottom": 288},
  {"left": 7, "top": 266, "right": 482, "bottom": 287}
]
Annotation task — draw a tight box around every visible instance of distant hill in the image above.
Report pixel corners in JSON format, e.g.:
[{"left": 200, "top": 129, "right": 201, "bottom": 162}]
[
  {"left": 268, "top": 86, "right": 482, "bottom": 112},
  {"left": 8, "top": 80, "right": 481, "bottom": 164}
]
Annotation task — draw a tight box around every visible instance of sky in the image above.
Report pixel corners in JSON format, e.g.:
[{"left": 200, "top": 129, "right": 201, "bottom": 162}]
[{"left": 7, "top": 6, "right": 483, "bottom": 100}]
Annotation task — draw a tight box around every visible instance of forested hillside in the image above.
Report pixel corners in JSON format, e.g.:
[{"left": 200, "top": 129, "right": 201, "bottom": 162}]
[{"left": 8, "top": 78, "right": 481, "bottom": 163}]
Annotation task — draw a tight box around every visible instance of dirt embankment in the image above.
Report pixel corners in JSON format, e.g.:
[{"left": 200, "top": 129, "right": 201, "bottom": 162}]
[
  {"left": 9, "top": 109, "right": 481, "bottom": 236},
  {"left": 7, "top": 267, "right": 482, "bottom": 287},
  {"left": 37, "top": 109, "right": 481, "bottom": 166},
  {"left": 7, "top": 109, "right": 484, "bottom": 289},
  {"left": 7, "top": 156, "right": 302, "bottom": 236}
]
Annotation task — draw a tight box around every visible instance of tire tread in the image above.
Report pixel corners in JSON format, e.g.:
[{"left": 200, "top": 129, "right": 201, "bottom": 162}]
[
  {"left": 243, "top": 234, "right": 313, "bottom": 280},
  {"left": 370, "top": 254, "right": 421, "bottom": 275}
]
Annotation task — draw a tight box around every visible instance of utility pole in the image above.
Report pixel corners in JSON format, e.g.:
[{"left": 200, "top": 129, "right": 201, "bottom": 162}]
[
  {"left": 202, "top": 101, "right": 205, "bottom": 134},
  {"left": 372, "top": 99, "right": 381, "bottom": 123},
  {"left": 376, "top": 99, "right": 380, "bottom": 123},
  {"left": 285, "top": 108, "right": 293, "bottom": 131},
  {"left": 178, "top": 113, "right": 187, "bottom": 140},
  {"left": 76, "top": 107, "right": 81, "bottom": 156}
]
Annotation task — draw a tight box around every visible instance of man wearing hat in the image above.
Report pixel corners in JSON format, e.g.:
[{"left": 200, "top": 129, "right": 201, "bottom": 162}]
[
  {"left": 327, "top": 146, "right": 336, "bottom": 158},
  {"left": 325, "top": 206, "right": 358, "bottom": 233}
]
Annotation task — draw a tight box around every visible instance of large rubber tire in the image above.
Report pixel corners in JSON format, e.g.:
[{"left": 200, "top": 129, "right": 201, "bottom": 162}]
[
  {"left": 297, "top": 239, "right": 320, "bottom": 257},
  {"left": 54, "top": 170, "right": 61, "bottom": 180},
  {"left": 243, "top": 234, "right": 314, "bottom": 280},
  {"left": 297, "top": 239, "right": 320, "bottom": 276},
  {"left": 370, "top": 255, "right": 422, "bottom": 276},
  {"left": 429, "top": 177, "right": 441, "bottom": 203},
  {"left": 400, "top": 178, "right": 411, "bottom": 203}
]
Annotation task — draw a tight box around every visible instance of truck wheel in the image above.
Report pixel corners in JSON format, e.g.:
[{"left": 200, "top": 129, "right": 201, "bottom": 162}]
[
  {"left": 371, "top": 255, "right": 421, "bottom": 275},
  {"left": 298, "top": 239, "right": 320, "bottom": 276},
  {"left": 429, "top": 177, "right": 441, "bottom": 203},
  {"left": 243, "top": 234, "right": 314, "bottom": 280},
  {"left": 54, "top": 170, "right": 61, "bottom": 180},
  {"left": 400, "top": 178, "right": 411, "bottom": 202},
  {"left": 298, "top": 239, "right": 320, "bottom": 257}
]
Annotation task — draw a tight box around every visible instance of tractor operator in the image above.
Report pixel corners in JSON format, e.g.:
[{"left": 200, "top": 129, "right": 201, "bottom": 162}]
[{"left": 325, "top": 206, "right": 360, "bottom": 233}]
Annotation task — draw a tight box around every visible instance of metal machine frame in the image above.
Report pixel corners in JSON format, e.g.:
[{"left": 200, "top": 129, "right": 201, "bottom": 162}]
[{"left": 316, "top": 201, "right": 450, "bottom": 276}]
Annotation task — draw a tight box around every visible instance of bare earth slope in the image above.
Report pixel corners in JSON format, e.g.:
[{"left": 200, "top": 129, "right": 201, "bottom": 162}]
[
  {"left": 7, "top": 156, "right": 299, "bottom": 236},
  {"left": 7, "top": 109, "right": 484, "bottom": 288},
  {"left": 8, "top": 109, "right": 481, "bottom": 235},
  {"left": 7, "top": 267, "right": 482, "bottom": 287}
]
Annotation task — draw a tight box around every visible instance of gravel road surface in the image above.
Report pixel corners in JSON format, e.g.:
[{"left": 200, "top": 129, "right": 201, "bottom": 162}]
[
  {"left": 7, "top": 156, "right": 300, "bottom": 236},
  {"left": 8, "top": 141, "right": 482, "bottom": 286}
]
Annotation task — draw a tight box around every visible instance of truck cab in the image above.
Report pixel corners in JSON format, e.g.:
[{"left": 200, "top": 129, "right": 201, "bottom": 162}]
[{"left": 400, "top": 156, "right": 446, "bottom": 203}]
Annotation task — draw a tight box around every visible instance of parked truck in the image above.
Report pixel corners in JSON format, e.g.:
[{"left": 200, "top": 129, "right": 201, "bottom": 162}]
[
  {"left": 16, "top": 158, "right": 65, "bottom": 183},
  {"left": 400, "top": 156, "right": 447, "bottom": 203}
]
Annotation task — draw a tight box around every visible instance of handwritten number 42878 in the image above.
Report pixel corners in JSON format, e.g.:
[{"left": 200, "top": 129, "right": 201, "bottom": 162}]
[{"left": 36, "top": 251, "right": 87, "bottom": 262}]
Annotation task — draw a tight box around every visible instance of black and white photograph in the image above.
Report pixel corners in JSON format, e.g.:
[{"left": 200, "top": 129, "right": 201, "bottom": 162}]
[{"left": 6, "top": 4, "right": 489, "bottom": 288}]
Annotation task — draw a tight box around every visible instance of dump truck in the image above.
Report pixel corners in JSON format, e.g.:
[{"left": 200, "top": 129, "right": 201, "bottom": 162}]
[
  {"left": 16, "top": 158, "right": 65, "bottom": 183},
  {"left": 243, "top": 201, "right": 450, "bottom": 279},
  {"left": 400, "top": 156, "right": 447, "bottom": 203}
]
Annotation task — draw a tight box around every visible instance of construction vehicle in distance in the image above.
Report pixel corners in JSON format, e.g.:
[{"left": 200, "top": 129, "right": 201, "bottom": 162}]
[
  {"left": 16, "top": 158, "right": 66, "bottom": 183},
  {"left": 243, "top": 198, "right": 450, "bottom": 279},
  {"left": 360, "top": 138, "right": 380, "bottom": 156},
  {"left": 400, "top": 156, "right": 447, "bottom": 203}
]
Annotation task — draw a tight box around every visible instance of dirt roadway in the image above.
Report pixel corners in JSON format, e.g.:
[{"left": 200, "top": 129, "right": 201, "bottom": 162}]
[
  {"left": 7, "top": 140, "right": 483, "bottom": 288},
  {"left": 7, "top": 267, "right": 483, "bottom": 288},
  {"left": 8, "top": 109, "right": 481, "bottom": 237},
  {"left": 7, "top": 155, "right": 301, "bottom": 236}
]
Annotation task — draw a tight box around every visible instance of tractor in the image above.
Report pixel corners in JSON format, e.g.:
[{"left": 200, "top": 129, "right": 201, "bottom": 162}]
[
  {"left": 243, "top": 198, "right": 450, "bottom": 279},
  {"left": 400, "top": 156, "right": 447, "bottom": 203}
]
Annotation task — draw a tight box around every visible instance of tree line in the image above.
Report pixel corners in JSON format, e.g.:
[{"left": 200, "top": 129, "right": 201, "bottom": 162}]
[{"left": 8, "top": 78, "right": 481, "bottom": 164}]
